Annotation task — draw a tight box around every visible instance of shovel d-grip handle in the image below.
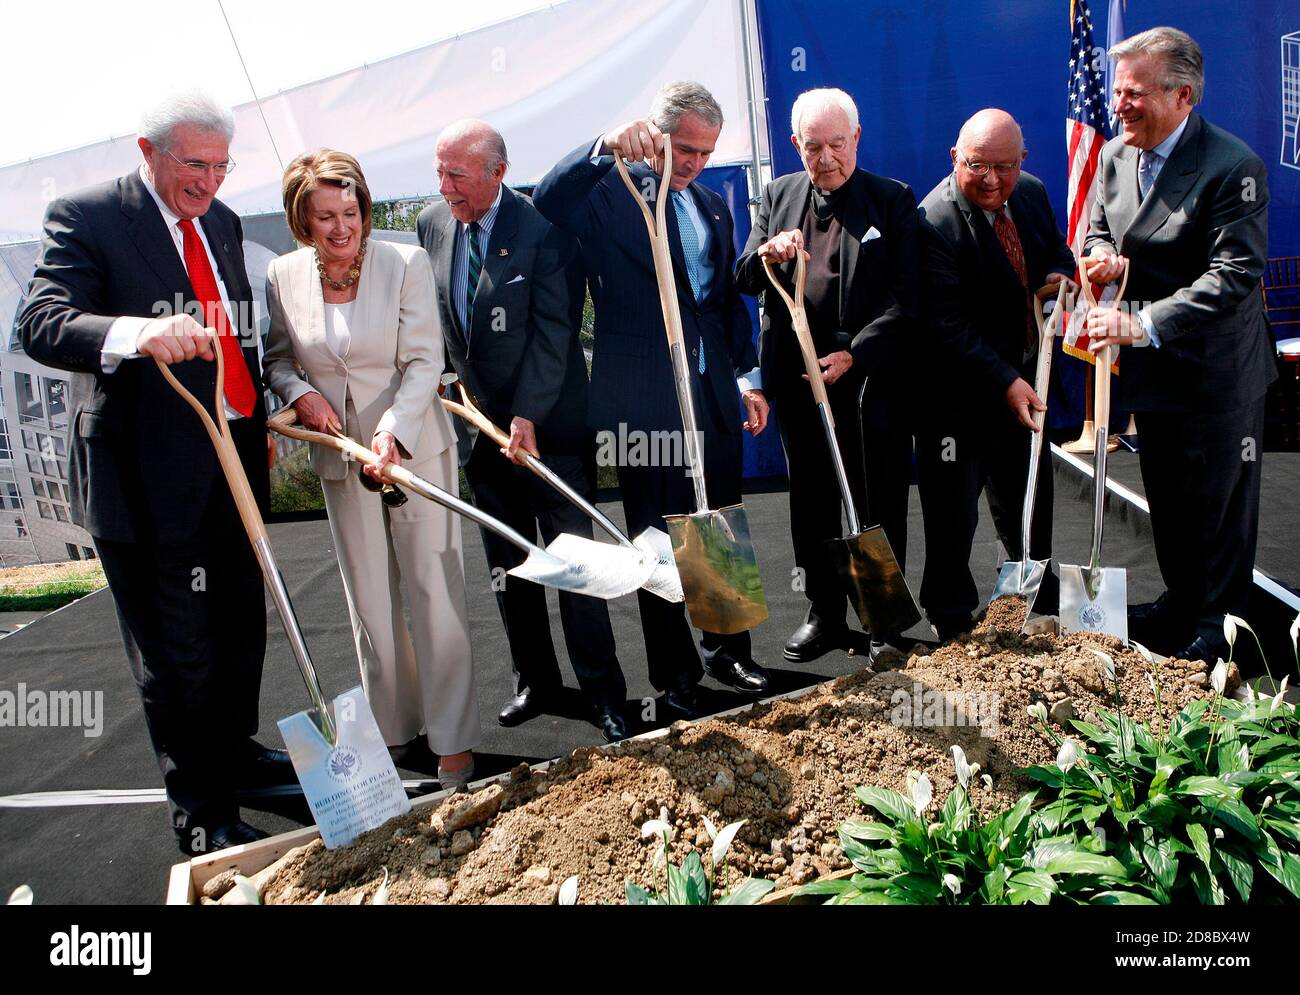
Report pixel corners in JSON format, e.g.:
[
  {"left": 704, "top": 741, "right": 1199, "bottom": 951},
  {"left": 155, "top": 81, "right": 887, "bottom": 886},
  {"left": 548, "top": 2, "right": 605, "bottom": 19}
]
[
  {"left": 612, "top": 138, "right": 711, "bottom": 516},
  {"left": 156, "top": 337, "right": 335, "bottom": 742}
]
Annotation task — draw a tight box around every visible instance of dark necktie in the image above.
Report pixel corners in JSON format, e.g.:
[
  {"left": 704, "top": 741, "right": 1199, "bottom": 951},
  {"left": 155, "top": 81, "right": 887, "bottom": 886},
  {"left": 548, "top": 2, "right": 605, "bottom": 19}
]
[
  {"left": 176, "top": 219, "right": 256, "bottom": 416},
  {"left": 993, "top": 208, "right": 1035, "bottom": 352},
  {"left": 465, "top": 221, "right": 483, "bottom": 332}
]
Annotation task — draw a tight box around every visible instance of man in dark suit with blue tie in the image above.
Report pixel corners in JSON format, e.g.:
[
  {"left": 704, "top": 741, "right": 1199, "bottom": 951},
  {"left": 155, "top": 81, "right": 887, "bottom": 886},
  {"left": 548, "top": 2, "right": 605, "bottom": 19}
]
[
  {"left": 417, "top": 119, "right": 630, "bottom": 742},
  {"left": 534, "top": 81, "right": 772, "bottom": 720},
  {"left": 17, "top": 90, "right": 290, "bottom": 855},
  {"left": 1084, "top": 27, "right": 1274, "bottom": 662}
]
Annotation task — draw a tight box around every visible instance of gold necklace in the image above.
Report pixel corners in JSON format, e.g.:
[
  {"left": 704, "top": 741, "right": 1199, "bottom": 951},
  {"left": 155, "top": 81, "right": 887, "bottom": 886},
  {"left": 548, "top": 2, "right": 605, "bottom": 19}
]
[{"left": 316, "top": 239, "right": 366, "bottom": 290}]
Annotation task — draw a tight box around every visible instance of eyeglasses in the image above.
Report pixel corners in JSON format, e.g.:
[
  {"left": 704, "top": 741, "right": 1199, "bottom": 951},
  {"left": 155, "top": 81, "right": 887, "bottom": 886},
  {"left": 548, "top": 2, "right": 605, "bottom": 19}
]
[
  {"left": 960, "top": 155, "right": 1021, "bottom": 177},
  {"left": 163, "top": 149, "right": 236, "bottom": 177}
]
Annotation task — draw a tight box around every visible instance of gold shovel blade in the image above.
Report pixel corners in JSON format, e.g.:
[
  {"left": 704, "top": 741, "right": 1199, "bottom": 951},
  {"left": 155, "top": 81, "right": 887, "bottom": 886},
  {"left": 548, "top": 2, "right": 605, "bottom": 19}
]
[
  {"left": 1059, "top": 564, "right": 1129, "bottom": 643},
  {"left": 827, "top": 526, "right": 921, "bottom": 634},
  {"left": 665, "top": 503, "right": 768, "bottom": 635}
]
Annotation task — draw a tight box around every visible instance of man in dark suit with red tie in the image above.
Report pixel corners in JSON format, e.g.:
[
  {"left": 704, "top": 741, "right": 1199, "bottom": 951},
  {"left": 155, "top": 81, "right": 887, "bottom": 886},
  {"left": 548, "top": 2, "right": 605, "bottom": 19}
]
[
  {"left": 534, "top": 81, "right": 772, "bottom": 720},
  {"left": 18, "top": 90, "right": 291, "bottom": 855},
  {"left": 915, "top": 108, "right": 1077, "bottom": 641}
]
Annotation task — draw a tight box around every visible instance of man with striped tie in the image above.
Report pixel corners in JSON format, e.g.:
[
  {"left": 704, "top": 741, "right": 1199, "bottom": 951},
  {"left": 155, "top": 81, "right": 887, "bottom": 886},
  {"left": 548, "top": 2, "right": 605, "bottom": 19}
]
[
  {"left": 534, "top": 82, "right": 772, "bottom": 720},
  {"left": 418, "top": 120, "right": 631, "bottom": 741}
]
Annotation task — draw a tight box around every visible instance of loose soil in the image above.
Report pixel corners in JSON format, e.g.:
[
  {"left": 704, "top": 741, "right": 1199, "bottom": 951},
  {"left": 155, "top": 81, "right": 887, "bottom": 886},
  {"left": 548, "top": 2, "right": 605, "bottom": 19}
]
[{"left": 246, "top": 599, "right": 1224, "bottom": 905}]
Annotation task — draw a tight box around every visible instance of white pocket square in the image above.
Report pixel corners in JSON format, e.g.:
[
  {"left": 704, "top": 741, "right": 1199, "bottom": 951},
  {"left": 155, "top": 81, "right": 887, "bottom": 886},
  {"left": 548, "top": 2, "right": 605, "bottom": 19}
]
[
  {"left": 862, "top": 227, "right": 882, "bottom": 243},
  {"left": 506, "top": 274, "right": 525, "bottom": 284}
]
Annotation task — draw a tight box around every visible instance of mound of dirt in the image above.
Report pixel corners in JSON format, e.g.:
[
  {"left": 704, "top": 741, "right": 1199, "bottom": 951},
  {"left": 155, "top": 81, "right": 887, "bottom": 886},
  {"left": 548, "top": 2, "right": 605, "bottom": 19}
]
[{"left": 252, "top": 600, "right": 1220, "bottom": 905}]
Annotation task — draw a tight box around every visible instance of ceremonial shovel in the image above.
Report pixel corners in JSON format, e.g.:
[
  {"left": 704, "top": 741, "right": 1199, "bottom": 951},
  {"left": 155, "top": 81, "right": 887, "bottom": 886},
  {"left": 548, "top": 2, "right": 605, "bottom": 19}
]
[
  {"left": 267, "top": 409, "right": 653, "bottom": 600},
  {"left": 761, "top": 254, "right": 920, "bottom": 635},
  {"left": 612, "top": 137, "right": 768, "bottom": 635},
  {"left": 157, "top": 345, "right": 409, "bottom": 850},
  {"left": 1060, "top": 257, "right": 1131, "bottom": 643},
  {"left": 439, "top": 376, "right": 683, "bottom": 603},
  {"left": 990, "top": 280, "right": 1069, "bottom": 630}
]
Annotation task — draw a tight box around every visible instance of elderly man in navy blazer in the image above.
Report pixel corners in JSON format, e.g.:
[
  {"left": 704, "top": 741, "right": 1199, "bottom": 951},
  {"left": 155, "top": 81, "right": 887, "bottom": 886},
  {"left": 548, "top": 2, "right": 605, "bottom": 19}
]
[
  {"left": 534, "top": 81, "right": 772, "bottom": 720},
  {"left": 1084, "top": 27, "right": 1274, "bottom": 662},
  {"left": 18, "top": 90, "right": 291, "bottom": 855}
]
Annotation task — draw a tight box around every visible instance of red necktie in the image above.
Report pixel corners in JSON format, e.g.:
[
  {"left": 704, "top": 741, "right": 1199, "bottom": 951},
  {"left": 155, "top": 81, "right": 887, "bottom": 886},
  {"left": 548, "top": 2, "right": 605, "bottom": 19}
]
[
  {"left": 993, "top": 209, "right": 1035, "bottom": 351},
  {"left": 177, "top": 219, "right": 256, "bottom": 417}
]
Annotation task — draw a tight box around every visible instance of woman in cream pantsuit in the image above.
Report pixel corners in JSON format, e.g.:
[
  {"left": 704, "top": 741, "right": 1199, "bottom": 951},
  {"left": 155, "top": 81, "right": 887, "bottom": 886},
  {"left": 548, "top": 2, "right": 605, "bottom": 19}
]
[{"left": 263, "top": 149, "right": 480, "bottom": 787}]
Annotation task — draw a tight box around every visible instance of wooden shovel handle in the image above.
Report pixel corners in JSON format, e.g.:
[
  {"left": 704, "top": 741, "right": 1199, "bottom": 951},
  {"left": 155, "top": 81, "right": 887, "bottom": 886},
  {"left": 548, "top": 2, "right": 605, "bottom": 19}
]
[
  {"left": 761, "top": 253, "right": 831, "bottom": 424},
  {"left": 439, "top": 383, "right": 538, "bottom": 457},
  {"left": 154, "top": 333, "right": 268, "bottom": 544}
]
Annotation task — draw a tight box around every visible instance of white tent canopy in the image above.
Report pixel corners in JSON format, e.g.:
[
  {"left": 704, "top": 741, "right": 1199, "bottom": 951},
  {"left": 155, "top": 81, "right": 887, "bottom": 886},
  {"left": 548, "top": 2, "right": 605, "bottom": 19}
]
[{"left": 0, "top": 0, "right": 764, "bottom": 243}]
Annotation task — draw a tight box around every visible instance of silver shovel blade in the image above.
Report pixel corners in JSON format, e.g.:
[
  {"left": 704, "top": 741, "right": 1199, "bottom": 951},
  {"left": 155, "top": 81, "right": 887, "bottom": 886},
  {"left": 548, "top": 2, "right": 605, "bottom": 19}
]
[
  {"left": 828, "top": 526, "right": 921, "bottom": 635},
  {"left": 1059, "top": 564, "right": 1128, "bottom": 642},
  {"left": 508, "top": 532, "right": 655, "bottom": 599},
  {"left": 992, "top": 558, "right": 1051, "bottom": 629},
  {"left": 665, "top": 503, "right": 769, "bottom": 635},
  {"left": 632, "top": 526, "right": 685, "bottom": 603},
  {"left": 277, "top": 686, "right": 411, "bottom": 849}
]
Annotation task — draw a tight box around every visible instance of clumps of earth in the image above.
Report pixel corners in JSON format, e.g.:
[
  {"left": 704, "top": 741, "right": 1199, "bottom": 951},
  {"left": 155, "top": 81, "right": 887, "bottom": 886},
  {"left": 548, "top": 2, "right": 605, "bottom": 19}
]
[{"left": 202, "top": 598, "right": 1231, "bottom": 905}]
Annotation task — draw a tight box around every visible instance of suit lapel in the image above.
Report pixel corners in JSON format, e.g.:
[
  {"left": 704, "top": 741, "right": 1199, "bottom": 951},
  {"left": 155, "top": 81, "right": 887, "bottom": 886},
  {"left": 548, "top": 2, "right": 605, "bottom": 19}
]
[
  {"left": 1123, "top": 113, "right": 1201, "bottom": 250},
  {"left": 639, "top": 165, "right": 695, "bottom": 303},
  {"left": 837, "top": 173, "right": 870, "bottom": 323},
  {"left": 120, "top": 172, "right": 193, "bottom": 299},
  {"left": 473, "top": 189, "right": 519, "bottom": 350},
  {"left": 953, "top": 176, "right": 1023, "bottom": 292}
]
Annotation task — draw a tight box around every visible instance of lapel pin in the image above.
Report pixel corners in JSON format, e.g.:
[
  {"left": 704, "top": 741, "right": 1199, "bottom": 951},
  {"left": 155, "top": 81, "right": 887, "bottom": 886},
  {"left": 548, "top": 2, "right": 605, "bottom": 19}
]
[{"left": 499, "top": 248, "right": 509, "bottom": 256}]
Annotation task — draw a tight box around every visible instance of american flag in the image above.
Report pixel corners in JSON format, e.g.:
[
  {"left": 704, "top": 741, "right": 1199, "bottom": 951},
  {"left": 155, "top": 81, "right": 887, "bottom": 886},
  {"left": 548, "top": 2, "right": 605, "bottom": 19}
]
[{"left": 1063, "top": 0, "right": 1112, "bottom": 364}]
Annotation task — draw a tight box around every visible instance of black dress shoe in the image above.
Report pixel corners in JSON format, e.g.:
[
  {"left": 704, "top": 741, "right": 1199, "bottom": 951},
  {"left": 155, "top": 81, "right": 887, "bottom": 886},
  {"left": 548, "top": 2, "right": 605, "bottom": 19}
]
[
  {"left": 236, "top": 741, "right": 298, "bottom": 789},
  {"left": 933, "top": 617, "right": 974, "bottom": 643},
  {"left": 497, "top": 687, "right": 560, "bottom": 727},
  {"left": 784, "top": 615, "right": 850, "bottom": 662},
  {"left": 662, "top": 682, "right": 702, "bottom": 721},
  {"left": 704, "top": 651, "right": 771, "bottom": 694},
  {"left": 595, "top": 704, "right": 628, "bottom": 743},
  {"left": 1171, "top": 635, "right": 1226, "bottom": 665},
  {"left": 1128, "top": 595, "right": 1191, "bottom": 654},
  {"left": 180, "top": 819, "right": 268, "bottom": 857}
]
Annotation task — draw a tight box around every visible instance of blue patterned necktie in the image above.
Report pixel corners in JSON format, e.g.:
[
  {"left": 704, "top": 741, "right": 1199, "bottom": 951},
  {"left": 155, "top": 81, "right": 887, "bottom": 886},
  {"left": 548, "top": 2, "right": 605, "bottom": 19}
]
[
  {"left": 671, "top": 190, "right": 706, "bottom": 373},
  {"left": 1138, "top": 150, "right": 1161, "bottom": 201},
  {"left": 465, "top": 221, "right": 483, "bottom": 333}
]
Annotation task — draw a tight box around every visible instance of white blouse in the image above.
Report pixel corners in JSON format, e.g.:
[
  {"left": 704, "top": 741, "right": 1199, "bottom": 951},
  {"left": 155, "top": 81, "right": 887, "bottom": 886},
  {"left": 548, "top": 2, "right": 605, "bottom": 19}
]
[{"left": 323, "top": 300, "right": 354, "bottom": 360}]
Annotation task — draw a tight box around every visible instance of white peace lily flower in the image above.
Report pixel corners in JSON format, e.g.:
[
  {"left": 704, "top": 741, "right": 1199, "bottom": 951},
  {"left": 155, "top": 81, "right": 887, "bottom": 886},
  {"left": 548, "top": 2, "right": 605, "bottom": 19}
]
[
  {"left": 1210, "top": 659, "right": 1228, "bottom": 696},
  {"left": 372, "top": 867, "right": 390, "bottom": 906},
  {"left": 701, "top": 816, "right": 718, "bottom": 842},
  {"left": 905, "top": 769, "right": 921, "bottom": 794},
  {"left": 7, "top": 885, "right": 33, "bottom": 905},
  {"left": 711, "top": 820, "right": 746, "bottom": 868},
  {"left": 1262, "top": 796, "right": 1274, "bottom": 811},
  {"left": 1091, "top": 649, "right": 1116, "bottom": 682},
  {"left": 641, "top": 819, "right": 673, "bottom": 839},
  {"left": 1290, "top": 613, "right": 1299, "bottom": 655},
  {"left": 981, "top": 774, "right": 994, "bottom": 791},
  {"left": 312, "top": 892, "right": 327, "bottom": 905},
  {"left": 1056, "top": 738, "right": 1081, "bottom": 773},
  {"left": 911, "top": 773, "right": 933, "bottom": 816},
  {"left": 1213, "top": 828, "right": 1225, "bottom": 840},
  {"left": 951, "top": 745, "right": 972, "bottom": 789},
  {"left": 1223, "top": 614, "right": 1238, "bottom": 648},
  {"left": 1027, "top": 702, "right": 1049, "bottom": 724},
  {"left": 558, "top": 874, "right": 580, "bottom": 906},
  {"left": 1130, "top": 640, "right": 1157, "bottom": 664},
  {"left": 943, "top": 873, "right": 962, "bottom": 896},
  {"left": 229, "top": 874, "right": 261, "bottom": 905}
]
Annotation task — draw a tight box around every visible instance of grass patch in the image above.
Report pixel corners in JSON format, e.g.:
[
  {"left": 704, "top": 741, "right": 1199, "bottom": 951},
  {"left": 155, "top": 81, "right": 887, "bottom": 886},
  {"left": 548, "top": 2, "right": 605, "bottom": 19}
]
[
  {"left": 271, "top": 445, "right": 325, "bottom": 514},
  {"left": 0, "top": 560, "right": 107, "bottom": 612}
]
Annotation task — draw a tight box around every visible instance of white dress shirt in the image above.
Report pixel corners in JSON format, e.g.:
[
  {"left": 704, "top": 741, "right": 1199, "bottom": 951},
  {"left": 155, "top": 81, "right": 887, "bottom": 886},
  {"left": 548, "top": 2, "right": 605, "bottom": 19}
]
[{"left": 1134, "top": 114, "right": 1191, "bottom": 349}]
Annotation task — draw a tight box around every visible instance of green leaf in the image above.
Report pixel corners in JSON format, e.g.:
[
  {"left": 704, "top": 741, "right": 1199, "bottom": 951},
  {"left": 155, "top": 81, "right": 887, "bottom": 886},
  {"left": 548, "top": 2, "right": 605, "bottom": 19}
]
[
  {"left": 1025, "top": 838, "right": 1078, "bottom": 871},
  {"left": 940, "top": 786, "right": 972, "bottom": 834},
  {"left": 1190, "top": 866, "right": 1226, "bottom": 906},
  {"left": 1000, "top": 792, "right": 1037, "bottom": 839},
  {"left": 1254, "top": 836, "right": 1300, "bottom": 899},
  {"left": 718, "top": 877, "right": 776, "bottom": 905},
  {"left": 855, "top": 786, "right": 917, "bottom": 826},
  {"left": 840, "top": 819, "right": 895, "bottom": 842},
  {"left": 838, "top": 835, "right": 879, "bottom": 873},
  {"left": 665, "top": 862, "right": 687, "bottom": 905},
  {"left": 1217, "top": 847, "right": 1254, "bottom": 903},
  {"left": 1186, "top": 823, "right": 1212, "bottom": 869},
  {"left": 1046, "top": 851, "right": 1129, "bottom": 877},
  {"left": 624, "top": 882, "right": 654, "bottom": 905},
  {"left": 682, "top": 851, "right": 708, "bottom": 905},
  {"left": 1141, "top": 838, "right": 1178, "bottom": 891},
  {"left": 794, "top": 878, "right": 855, "bottom": 897},
  {"left": 1216, "top": 741, "right": 1250, "bottom": 775},
  {"left": 1264, "top": 817, "right": 1300, "bottom": 843},
  {"left": 1007, "top": 870, "right": 1056, "bottom": 905},
  {"left": 1210, "top": 798, "right": 1262, "bottom": 841},
  {"left": 1090, "top": 890, "right": 1162, "bottom": 905},
  {"left": 1176, "top": 776, "right": 1239, "bottom": 802}
]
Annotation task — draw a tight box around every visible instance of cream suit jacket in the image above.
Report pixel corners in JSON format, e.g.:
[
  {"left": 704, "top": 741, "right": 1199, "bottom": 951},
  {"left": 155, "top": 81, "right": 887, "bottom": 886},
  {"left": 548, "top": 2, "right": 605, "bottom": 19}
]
[{"left": 263, "top": 239, "right": 454, "bottom": 479}]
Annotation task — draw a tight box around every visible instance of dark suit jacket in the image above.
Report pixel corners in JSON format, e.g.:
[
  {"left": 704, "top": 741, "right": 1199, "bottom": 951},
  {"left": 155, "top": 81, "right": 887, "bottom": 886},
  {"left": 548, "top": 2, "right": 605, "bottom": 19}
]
[
  {"left": 17, "top": 170, "right": 268, "bottom": 544},
  {"left": 734, "top": 167, "right": 921, "bottom": 429},
  {"left": 1085, "top": 112, "right": 1275, "bottom": 412},
  {"left": 532, "top": 139, "right": 758, "bottom": 437},
  {"left": 416, "top": 185, "right": 590, "bottom": 456},
  {"left": 917, "top": 170, "right": 1076, "bottom": 420}
]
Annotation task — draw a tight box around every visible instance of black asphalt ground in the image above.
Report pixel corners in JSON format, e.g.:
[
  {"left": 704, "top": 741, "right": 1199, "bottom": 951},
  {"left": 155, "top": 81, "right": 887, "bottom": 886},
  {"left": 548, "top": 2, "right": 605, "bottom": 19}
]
[{"left": 2, "top": 451, "right": 1296, "bottom": 904}]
